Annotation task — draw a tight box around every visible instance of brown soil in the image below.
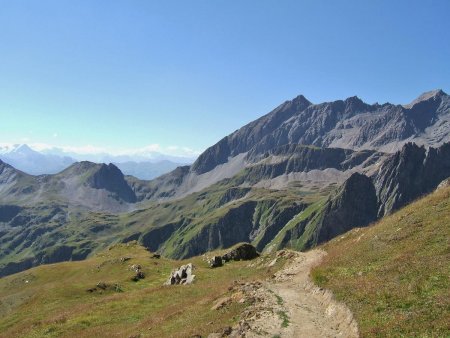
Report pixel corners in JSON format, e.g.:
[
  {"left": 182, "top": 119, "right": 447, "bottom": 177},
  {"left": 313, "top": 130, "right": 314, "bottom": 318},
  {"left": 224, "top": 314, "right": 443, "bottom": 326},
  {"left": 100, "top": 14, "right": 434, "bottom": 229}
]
[{"left": 243, "top": 249, "right": 359, "bottom": 338}]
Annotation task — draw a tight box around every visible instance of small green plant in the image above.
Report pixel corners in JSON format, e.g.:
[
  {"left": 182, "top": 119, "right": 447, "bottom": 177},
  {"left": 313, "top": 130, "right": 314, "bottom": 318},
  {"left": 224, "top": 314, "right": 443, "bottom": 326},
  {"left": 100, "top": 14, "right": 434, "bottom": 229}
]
[
  {"left": 114, "top": 283, "right": 123, "bottom": 292},
  {"left": 311, "top": 269, "right": 328, "bottom": 285},
  {"left": 277, "top": 310, "right": 289, "bottom": 328},
  {"left": 267, "top": 288, "right": 284, "bottom": 305},
  {"left": 274, "top": 293, "right": 284, "bottom": 306}
]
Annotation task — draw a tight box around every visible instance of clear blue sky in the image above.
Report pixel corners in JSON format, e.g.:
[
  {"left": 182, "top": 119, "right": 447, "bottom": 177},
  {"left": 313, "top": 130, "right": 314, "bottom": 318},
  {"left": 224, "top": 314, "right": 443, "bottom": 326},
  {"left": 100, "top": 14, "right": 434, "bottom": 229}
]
[{"left": 1, "top": 0, "right": 449, "bottom": 155}]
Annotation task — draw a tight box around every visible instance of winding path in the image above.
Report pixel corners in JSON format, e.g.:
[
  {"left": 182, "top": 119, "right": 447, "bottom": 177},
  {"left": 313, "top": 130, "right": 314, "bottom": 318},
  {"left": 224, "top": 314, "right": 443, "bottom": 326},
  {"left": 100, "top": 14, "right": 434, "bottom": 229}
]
[{"left": 246, "top": 249, "right": 359, "bottom": 338}]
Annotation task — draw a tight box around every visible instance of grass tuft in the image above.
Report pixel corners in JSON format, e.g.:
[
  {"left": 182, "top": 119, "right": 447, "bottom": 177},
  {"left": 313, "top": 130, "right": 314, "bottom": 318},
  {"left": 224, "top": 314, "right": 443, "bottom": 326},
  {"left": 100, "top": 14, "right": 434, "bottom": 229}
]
[{"left": 277, "top": 310, "right": 289, "bottom": 328}]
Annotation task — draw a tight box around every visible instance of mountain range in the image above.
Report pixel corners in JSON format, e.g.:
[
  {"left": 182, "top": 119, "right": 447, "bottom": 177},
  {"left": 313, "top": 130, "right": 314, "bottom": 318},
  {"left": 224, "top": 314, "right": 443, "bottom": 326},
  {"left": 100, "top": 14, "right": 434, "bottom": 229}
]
[
  {"left": 0, "top": 144, "right": 187, "bottom": 180},
  {"left": 0, "top": 89, "right": 449, "bottom": 277}
]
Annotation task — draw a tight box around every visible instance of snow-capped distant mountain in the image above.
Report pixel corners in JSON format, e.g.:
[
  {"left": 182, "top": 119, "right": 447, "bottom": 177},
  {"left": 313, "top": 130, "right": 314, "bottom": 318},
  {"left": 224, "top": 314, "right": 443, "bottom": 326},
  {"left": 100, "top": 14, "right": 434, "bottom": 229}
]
[
  {"left": 0, "top": 144, "right": 76, "bottom": 175},
  {"left": 41, "top": 147, "right": 196, "bottom": 164},
  {"left": 0, "top": 144, "right": 21, "bottom": 154},
  {"left": 0, "top": 144, "right": 190, "bottom": 179}
]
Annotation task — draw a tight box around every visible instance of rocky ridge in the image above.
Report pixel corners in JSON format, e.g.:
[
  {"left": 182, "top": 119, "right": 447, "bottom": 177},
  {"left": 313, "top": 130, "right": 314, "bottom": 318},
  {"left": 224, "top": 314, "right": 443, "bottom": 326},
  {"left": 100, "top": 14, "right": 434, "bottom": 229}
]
[{"left": 137, "top": 90, "right": 449, "bottom": 201}]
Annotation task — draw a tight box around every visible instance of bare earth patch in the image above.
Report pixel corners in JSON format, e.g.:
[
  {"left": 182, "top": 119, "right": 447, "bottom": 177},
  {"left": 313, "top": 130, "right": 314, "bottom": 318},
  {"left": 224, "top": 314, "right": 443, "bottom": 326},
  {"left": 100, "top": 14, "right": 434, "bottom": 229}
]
[{"left": 241, "top": 249, "right": 358, "bottom": 338}]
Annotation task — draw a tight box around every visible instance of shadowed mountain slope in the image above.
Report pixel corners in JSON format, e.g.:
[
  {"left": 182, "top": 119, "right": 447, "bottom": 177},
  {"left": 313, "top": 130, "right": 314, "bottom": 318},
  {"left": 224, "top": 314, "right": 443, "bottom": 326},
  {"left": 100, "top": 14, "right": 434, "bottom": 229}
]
[{"left": 373, "top": 142, "right": 450, "bottom": 216}]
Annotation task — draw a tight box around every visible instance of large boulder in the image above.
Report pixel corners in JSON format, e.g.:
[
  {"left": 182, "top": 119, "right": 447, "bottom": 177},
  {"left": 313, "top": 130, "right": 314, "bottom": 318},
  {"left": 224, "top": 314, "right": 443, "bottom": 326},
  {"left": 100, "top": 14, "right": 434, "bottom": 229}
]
[
  {"left": 209, "top": 256, "right": 223, "bottom": 268},
  {"left": 222, "top": 243, "right": 259, "bottom": 262},
  {"left": 164, "top": 263, "right": 195, "bottom": 285}
]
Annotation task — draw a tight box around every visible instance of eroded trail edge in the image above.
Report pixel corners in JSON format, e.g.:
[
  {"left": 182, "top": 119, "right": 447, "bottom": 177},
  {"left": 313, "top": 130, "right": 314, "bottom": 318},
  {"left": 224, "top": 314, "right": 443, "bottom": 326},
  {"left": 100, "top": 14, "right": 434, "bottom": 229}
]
[{"left": 244, "top": 249, "right": 359, "bottom": 338}]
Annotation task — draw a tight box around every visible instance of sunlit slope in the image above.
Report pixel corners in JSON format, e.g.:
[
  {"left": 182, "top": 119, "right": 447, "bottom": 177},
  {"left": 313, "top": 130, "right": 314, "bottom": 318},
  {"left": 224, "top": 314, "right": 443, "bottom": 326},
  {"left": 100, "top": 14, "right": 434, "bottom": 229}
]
[
  {"left": 312, "top": 186, "right": 450, "bottom": 337},
  {"left": 0, "top": 242, "right": 284, "bottom": 338}
]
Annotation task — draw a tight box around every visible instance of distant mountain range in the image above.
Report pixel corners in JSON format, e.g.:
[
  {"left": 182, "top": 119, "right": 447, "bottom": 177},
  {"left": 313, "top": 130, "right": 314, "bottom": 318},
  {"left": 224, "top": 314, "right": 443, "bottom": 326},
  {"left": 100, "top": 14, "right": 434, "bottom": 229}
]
[
  {"left": 0, "top": 144, "right": 75, "bottom": 176},
  {"left": 0, "top": 144, "right": 189, "bottom": 180},
  {"left": 1, "top": 89, "right": 449, "bottom": 277}
]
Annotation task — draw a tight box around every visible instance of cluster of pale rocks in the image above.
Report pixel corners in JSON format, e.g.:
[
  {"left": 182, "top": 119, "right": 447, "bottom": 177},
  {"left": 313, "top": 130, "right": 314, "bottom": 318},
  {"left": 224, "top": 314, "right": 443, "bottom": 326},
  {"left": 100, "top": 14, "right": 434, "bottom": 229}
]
[
  {"left": 164, "top": 263, "right": 196, "bottom": 285},
  {"left": 163, "top": 243, "right": 260, "bottom": 286}
]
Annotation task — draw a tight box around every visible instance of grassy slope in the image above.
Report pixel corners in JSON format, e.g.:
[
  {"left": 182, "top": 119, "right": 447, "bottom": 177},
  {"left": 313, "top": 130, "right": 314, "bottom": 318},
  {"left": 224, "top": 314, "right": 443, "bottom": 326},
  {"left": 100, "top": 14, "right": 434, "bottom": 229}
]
[
  {"left": 1, "top": 164, "right": 335, "bottom": 275},
  {"left": 265, "top": 198, "right": 327, "bottom": 252},
  {"left": 0, "top": 242, "right": 284, "bottom": 338},
  {"left": 312, "top": 186, "right": 450, "bottom": 337}
]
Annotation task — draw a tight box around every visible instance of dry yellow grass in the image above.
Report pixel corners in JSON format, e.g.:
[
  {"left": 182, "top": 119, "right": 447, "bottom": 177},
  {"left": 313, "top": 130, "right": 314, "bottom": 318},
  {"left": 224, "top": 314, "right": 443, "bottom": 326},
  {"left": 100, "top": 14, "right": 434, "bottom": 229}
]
[
  {"left": 312, "top": 186, "right": 450, "bottom": 337},
  {"left": 0, "top": 242, "right": 284, "bottom": 337}
]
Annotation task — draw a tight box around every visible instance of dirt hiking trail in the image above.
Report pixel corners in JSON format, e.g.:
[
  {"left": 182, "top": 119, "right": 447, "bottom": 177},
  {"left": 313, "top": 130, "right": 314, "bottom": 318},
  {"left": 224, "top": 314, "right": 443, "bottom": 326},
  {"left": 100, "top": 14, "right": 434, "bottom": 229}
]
[{"left": 244, "top": 249, "right": 359, "bottom": 338}]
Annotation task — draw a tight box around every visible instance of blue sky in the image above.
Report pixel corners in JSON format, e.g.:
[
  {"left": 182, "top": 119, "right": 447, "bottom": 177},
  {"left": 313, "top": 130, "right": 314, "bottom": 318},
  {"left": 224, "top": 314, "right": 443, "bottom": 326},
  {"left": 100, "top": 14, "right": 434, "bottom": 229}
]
[{"left": 1, "top": 0, "right": 449, "bottom": 156}]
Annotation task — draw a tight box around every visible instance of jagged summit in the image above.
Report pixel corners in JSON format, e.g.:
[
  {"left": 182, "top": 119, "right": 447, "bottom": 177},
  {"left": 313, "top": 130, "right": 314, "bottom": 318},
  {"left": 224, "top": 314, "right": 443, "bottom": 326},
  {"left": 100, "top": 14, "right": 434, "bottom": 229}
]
[
  {"left": 291, "top": 94, "right": 312, "bottom": 106},
  {"left": 404, "top": 89, "right": 448, "bottom": 108},
  {"left": 190, "top": 89, "right": 450, "bottom": 176},
  {"left": 344, "top": 95, "right": 364, "bottom": 103}
]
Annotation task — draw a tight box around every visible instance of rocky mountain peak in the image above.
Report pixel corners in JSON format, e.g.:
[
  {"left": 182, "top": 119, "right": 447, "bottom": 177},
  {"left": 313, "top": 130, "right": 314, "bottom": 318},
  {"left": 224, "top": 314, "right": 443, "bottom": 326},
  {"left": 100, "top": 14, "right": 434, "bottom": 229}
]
[
  {"left": 62, "top": 161, "right": 102, "bottom": 176},
  {"left": 291, "top": 94, "right": 312, "bottom": 107},
  {"left": 86, "top": 162, "right": 137, "bottom": 203},
  {"left": 12, "top": 144, "right": 34, "bottom": 153},
  {"left": 343, "top": 95, "right": 367, "bottom": 113},
  {"left": 403, "top": 89, "right": 447, "bottom": 109},
  {"left": 344, "top": 95, "right": 363, "bottom": 104},
  {"left": 174, "top": 89, "right": 450, "bottom": 185}
]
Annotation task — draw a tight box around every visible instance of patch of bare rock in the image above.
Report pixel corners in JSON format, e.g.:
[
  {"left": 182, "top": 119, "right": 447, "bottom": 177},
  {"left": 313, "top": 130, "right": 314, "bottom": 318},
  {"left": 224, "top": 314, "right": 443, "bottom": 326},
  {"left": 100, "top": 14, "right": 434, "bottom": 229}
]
[{"left": 164, "top": 263, "right": 196, "bottom": 285}]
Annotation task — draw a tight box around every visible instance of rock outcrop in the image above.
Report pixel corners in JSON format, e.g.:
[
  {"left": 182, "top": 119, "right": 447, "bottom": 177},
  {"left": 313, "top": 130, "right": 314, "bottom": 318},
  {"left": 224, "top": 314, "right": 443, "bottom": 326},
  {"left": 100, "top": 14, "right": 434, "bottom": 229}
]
[
  {"left": 209, "top": 244, "right": 259, "bottom": 268},
  {"left": 222, "top": 243, "right": 259, "bottom": 262},
  {"left": 311, "top": 173, "right": 378, "bottom": 246},
  {"left": 130, "top": 264, "right": 145, "bottom": 281},
  {"left": 209, "top": 256, "right": 223, "bottom": 268},
  {"left": 164, "top": 263, "right": 195, "bottom": 285},
  {"left": 374, "top": 142, "right": 450, "bottom": 216}
]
